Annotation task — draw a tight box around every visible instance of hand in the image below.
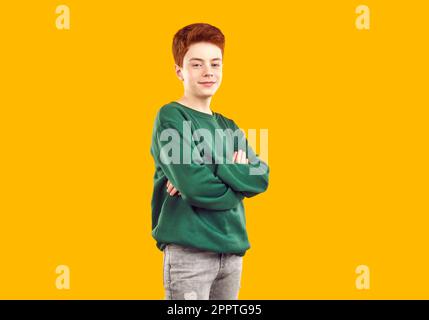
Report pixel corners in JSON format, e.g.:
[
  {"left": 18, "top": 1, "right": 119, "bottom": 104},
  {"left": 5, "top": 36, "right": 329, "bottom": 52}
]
[
  {"left": 166, "top": 180, "right": 181, "bottom": 196},
  {"left": 233, "top": 149, "right": 249, "bottom": 164}
]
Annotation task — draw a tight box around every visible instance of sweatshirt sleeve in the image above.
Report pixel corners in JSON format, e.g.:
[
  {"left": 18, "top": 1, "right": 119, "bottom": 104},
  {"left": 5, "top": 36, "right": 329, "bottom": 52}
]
[
  {"left": 215, "top": 121, "right": 270, "bottom": 198},
  {"left": 154, "top": 120, "right": 244, "bottom": 210}
]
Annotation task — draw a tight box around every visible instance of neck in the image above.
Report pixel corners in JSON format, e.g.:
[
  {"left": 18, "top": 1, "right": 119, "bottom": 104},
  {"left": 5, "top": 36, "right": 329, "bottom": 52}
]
[{"left": 176, "top": 95, "right": 213, "bottom": 115}]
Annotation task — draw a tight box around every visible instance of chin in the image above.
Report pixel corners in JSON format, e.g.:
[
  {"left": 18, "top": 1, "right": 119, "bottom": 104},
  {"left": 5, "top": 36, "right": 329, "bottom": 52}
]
[
  {"left": 202, "top": 88, "right": 218, "bottom": 94},
  {"left": 200, "top": 94, "right": 215, "bottom": 99}
]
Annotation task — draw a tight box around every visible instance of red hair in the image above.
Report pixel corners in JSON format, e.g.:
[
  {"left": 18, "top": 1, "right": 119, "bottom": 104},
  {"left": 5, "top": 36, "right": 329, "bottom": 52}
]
[{"left": 172, "top": 23, "right": 225, "bottom": 68}]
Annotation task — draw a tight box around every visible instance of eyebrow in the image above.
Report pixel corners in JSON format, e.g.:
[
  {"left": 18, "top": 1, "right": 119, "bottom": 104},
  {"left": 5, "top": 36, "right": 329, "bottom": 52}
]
[{"left": 189, "top": 58, "right": 222, "bottom": 62}]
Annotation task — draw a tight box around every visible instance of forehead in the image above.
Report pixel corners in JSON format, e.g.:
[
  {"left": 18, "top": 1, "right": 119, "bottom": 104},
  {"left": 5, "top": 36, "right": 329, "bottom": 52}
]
[{"left": 184, "top": 42, "right": 222, "bottom": 61}]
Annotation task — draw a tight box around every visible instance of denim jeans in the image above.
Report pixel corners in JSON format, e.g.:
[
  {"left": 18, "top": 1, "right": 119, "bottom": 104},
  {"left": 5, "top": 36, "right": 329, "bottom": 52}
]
[{"left": 163, "top": 243, "right": 243, "bottom": 300}]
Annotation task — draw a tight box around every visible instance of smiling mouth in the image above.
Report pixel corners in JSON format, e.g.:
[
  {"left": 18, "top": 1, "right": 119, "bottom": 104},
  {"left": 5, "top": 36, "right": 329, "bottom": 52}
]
[{"left": 199, "top": 82, "right": 216, "bottom": 87}]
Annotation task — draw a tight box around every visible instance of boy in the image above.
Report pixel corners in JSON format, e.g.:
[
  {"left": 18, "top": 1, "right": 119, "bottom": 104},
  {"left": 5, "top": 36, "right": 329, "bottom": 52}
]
[{"left": 150, "top": 23, "right": 269, "bottom": 300}]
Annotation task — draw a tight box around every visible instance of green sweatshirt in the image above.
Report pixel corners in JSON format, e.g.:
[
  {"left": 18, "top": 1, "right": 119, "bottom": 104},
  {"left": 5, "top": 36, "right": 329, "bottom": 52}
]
[{"left": 150, "top": 101, "right": 269, "bottom": 256}]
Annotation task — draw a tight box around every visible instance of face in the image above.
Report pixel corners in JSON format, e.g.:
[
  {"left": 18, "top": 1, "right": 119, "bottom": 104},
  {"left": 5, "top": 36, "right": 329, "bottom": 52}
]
[{"left": 175, "top": 42, "right": 223, "bottom": 99}]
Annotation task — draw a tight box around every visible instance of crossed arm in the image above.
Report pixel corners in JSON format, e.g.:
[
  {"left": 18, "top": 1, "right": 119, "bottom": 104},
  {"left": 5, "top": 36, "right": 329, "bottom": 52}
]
[
  {"left": 155, "top": 119, "right": 269, "bottom": 208},
  {"left": 166, "top": 149, "right": 249, "bottom": 196}
]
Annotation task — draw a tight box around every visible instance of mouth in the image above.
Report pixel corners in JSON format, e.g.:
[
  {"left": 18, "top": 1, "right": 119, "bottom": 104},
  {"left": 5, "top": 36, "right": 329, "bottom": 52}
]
[{"left": 198, "top": 81, "right": 216, "bottom": 87}]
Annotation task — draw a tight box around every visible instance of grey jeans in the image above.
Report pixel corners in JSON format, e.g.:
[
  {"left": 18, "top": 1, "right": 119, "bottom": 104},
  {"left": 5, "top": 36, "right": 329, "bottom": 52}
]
[{"left": 163, "top": 243, "right": 243, "bottom": 300}]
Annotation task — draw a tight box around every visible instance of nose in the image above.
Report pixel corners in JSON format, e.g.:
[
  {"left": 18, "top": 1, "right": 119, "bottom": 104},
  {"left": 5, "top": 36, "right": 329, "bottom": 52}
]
[
  {"left": 202, "top": 64, "right": 215, "bottom": 77},
  {"left": 203, "top": 71, "right": 214, "bottom": 78}
]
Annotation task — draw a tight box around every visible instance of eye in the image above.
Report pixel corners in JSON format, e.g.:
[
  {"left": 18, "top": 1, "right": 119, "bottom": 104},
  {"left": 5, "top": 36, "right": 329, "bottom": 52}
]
[
  {"left": 192, "top": 64, "right": 201, "bottom": 67},
  {"left": 212, "top": 64, "right": 220, "bottom": 67}
]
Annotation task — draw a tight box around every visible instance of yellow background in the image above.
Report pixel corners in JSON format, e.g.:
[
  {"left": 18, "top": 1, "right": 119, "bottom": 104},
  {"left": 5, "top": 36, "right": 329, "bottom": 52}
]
[{"left": 1, "top": 0, "right": 428, "bottom": 299}]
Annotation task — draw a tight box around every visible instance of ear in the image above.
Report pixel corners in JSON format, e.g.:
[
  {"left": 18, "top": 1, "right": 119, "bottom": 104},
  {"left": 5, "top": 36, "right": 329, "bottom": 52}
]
[{"left": 175, "top": 64, "right": 184, "bottom": 81}]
